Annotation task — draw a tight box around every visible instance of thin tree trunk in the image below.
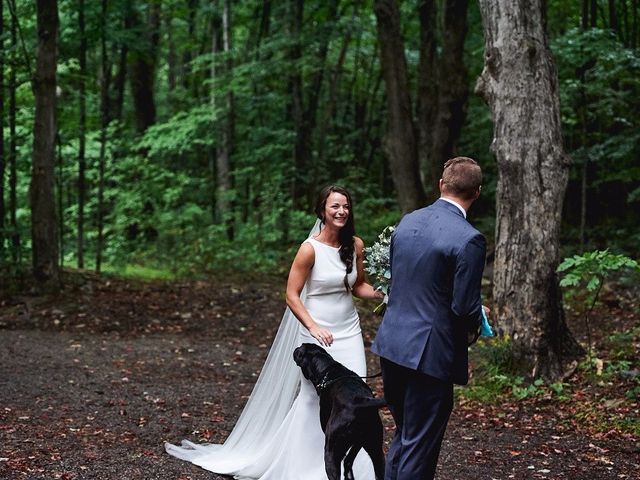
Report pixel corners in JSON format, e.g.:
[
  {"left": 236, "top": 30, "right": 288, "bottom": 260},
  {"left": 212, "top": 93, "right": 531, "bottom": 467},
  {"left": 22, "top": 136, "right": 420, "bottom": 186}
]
[
  {"left": 96, "top": 0, "right": 109, "bottom": 274},
  {"left": 166, "top": 15, "right": 177, "bottom": 102},
  {"left": 214, "top": 0, "right": 234, "bottom": 239},
  {"left": 633, "top": 0, "right": 638, "bottom": 49},
  {"left": 9, "top": 6, "right": 18, "bottom": 263},
  {"left": 304, "top": 0, "right": 339, "bottom": 193},
  {"left": 31, "top": 0, "right": 60, "bottom": 290},
  {"left": 112, "top": 40, "right": 127, "bottom": 122},
  {"left": 609, "top": 0, "right": 619, "bottom": 36},
  {"left": 77, "top": 0, "right": 86, "bottom": 268},
  {"left": 57, "top": 133, "right": 64, "bottom": 268},
  {"left": 0, "top": 0, "right": 5, "bottom": 261},
  {"left": 375, "top": 0, "right": 426, "bottom": 214},
  {"left": 183, "top": 0, "right": 198, "bottom": 92},
  {"left": 289, "top": 0, "right": 304, "bottom": 209},
  {"left": 476, "top": 0, "right": 583, "bottom": 380}
]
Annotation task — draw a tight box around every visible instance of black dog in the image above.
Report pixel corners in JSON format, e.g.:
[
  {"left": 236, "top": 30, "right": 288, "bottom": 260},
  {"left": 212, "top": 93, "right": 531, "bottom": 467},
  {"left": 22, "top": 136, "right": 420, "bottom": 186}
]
[{"left": 293, "top": 343, "right": 385, "bottom": 480}]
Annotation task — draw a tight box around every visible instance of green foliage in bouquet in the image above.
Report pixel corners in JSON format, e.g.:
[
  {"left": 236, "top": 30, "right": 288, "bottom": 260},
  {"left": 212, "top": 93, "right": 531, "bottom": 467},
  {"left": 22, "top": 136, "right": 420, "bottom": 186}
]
[{"left": 364, "top": 225, "right": 395, "bottom": 314}]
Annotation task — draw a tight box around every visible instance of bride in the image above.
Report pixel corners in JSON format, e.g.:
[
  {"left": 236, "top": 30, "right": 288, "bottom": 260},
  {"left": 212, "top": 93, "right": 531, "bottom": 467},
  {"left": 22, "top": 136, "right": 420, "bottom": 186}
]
[{"left": 165, "top": 185, "right": 384, "bottom": 479}]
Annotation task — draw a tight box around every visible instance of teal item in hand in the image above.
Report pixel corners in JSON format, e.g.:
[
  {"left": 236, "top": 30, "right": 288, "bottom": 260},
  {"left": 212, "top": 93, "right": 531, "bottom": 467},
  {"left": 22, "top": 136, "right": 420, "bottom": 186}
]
[{"left": 480, "top": 305, "right": 494, "bottom": 337}]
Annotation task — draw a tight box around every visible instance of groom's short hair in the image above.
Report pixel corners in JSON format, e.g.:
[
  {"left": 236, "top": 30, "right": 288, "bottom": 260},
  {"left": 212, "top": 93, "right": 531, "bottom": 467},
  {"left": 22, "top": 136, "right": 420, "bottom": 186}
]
[{"left": 441, "top": 157, "right": 482, "bottom": 200}]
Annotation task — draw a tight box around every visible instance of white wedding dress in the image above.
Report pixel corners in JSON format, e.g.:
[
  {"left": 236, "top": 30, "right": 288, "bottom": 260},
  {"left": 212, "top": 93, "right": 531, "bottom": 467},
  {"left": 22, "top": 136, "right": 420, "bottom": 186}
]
[{"left": 165, "top": 230, "right": 376, "bottom": 479}]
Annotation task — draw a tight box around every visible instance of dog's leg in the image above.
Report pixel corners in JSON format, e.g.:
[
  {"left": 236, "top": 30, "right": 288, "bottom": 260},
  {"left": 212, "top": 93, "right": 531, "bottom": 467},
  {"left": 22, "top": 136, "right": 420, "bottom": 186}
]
[
  {"left": 342, "top": 444, "right": 360, "bottom": 480},
  {"left": 362, "top": 423, "right": 385, "bottom": 480},
  {"left": 324, "top": 438, "right": 344, "bottom": 480}
]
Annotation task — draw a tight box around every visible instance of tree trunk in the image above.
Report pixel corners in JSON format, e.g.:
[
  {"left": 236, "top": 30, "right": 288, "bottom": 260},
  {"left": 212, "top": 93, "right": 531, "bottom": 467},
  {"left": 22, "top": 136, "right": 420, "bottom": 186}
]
[
  {"left": 213, "top": 0, "right": 234, "bottom": 239},
  {"left": 96, "top": 0, "right": 110, "bottom": 274},
  {"left": 112, "top": 40, "right": 127, "bottom": 122},
  {"left": 416, "top": 0, "right": 438, "bottom": 198},
  {"left": 129, "top": 1, "right": 161, "bottom": 133},
  {"left": 166, "top": 15, "right": 177, "bottom": 100},
  {"left": 289, "top": 0, "right": 305, "bottom": 209},
  {"left": 77, "top": 0, "right": 86, "bottom": 268},
  {"left": 0, "top": 0, "right": 5, "bottom": 261},
  {"left": 432, "top": 0, "right": 469, "bottom": 174},
  {"left": 182, "top": 0, "right": 198, "bottom": 92},
  {"left": 375, "top": 0, "right": 426, "bottom": 214},
  {"left": 9, "top": 5, "right": 19, "bottom": 262},
  {"left": 609, "top": 0, "right": 619, "bottom": 37},
  {"left": 31, "top": 0, "right": 60, "bottom": 289},
  {"left": 302, "top": 0, "right": 338, "bottom": 197},
  {"left": 475, "top": 0, "right": 583, "bottom": 380}
]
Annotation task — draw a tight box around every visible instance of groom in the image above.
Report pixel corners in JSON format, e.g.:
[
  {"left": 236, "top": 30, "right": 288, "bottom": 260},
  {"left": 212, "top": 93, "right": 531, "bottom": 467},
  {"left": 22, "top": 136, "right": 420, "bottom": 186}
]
[{"left": 372, "top": 157, "right": 486, "bottom": 480}]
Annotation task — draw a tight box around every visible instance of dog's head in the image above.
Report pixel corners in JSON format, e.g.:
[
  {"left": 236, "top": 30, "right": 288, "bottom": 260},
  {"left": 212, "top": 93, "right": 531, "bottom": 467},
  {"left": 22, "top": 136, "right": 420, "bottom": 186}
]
[{"left": 293, "top": 343, "right": 335, "bottom": 382}]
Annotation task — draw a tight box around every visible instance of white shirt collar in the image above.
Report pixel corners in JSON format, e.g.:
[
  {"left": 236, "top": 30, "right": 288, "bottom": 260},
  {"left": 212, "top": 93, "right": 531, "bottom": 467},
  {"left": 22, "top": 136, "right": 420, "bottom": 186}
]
[{"left": 440, "top": 197, "right": 467, "bottom": 218}]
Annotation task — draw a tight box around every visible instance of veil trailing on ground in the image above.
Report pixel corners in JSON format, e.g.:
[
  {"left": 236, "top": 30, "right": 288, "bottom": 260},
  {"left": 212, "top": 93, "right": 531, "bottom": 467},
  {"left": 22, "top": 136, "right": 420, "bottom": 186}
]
[{"left": 164, "top": 219, "right": 323, "bottom": 475}]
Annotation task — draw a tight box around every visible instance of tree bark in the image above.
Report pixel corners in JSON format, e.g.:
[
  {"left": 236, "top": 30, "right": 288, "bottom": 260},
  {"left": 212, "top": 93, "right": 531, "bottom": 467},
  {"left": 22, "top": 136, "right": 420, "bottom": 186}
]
[
  {"left": 77, "top": 0, "right": 87, "bottom": 268},
  {"left": 433, "top": 0, "right": 469, "bottom": 174},
  {"left": 213, "top": 0, "right": 234, "bottom": 239},
  {"left": 416, "top": 0, "right": 438, "bottom": 198},
  {"left": 129, "top": 1, "right": 161, "bottom": 133},
  {"left": 375, "top": 0, "right": 426, "bottom": 214},
  {"left": 31, "top": 0, "right": 60, "bottom": 289},
  {"left": 475, "top": 0, "right": 583, "bottom": 380},
  {"left": 96, "top": 0, "right": 110, "bottom": 274},
  {"left": 182, "top": 0, "right": 198, "bottom": 92},
  {"left": 112, "top": 39, "right": 127, "bottom": 122},
  {"left": 289, "top": 0, "right": 305, "bottom": 209},
  {"left": 9, "top": 5, "right": 19, "bottom": 262},
  {"left": 0, "top": 0, "right": 5, "bottom": 260}
]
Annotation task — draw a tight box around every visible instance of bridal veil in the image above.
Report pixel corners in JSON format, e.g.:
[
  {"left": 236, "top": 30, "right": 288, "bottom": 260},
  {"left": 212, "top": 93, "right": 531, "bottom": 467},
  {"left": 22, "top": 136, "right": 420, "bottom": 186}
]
[{"left": 164, "top": 219, "right": 323, "bottom": 475}]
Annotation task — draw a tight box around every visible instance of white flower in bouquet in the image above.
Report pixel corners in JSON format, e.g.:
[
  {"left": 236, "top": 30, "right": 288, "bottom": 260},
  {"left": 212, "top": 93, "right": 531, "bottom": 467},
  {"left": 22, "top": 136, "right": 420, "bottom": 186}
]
[{"left": 364, "top": 225, "right": 395, "bottom": 314}]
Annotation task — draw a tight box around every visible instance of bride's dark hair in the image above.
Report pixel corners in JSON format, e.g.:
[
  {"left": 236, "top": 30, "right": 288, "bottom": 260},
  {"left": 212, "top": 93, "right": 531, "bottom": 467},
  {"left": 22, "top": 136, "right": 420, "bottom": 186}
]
[{"left": 314, "top": 185, "right": 356, "bottom": 291}]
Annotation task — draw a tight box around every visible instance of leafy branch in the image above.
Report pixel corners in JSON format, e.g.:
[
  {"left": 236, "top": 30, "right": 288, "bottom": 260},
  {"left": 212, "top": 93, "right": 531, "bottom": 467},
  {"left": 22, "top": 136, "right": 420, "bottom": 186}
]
[{"left": 557, "top": 249, "right": 639, "bottom": 362}]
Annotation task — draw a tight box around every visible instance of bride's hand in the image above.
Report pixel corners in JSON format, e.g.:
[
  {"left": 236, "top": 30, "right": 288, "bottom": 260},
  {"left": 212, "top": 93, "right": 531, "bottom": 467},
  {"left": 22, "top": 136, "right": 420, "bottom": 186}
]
[
  {"left": 373, "top": 289, "right": 385, "bottom": 300},
  {"left": 309, "top": 325, "right": 333, "bottom": 347}
]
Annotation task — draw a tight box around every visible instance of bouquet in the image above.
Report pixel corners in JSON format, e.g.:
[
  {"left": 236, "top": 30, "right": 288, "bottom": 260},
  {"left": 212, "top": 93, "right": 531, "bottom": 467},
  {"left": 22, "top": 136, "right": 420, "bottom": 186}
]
[
  {"left": 365, "top": 225, "right": 495, "bottom": 337},
  {"left": 364, "top": 226, "right": 394, "bottom": 314}
]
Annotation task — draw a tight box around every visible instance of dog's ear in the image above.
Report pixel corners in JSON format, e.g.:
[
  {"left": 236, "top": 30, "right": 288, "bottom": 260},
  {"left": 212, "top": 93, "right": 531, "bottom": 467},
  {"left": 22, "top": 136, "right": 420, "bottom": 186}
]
[{"left": 293, "top": 345, "right": 305, "bottom": 365}]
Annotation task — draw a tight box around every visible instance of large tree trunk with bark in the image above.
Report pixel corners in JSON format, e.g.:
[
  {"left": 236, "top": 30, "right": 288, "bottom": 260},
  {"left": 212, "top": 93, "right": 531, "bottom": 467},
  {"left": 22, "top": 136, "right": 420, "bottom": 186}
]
[
  {"left": 432, "top": 0, "right": 468, "bottom": 173},
  {"left": 31, "top": 0, "right": 60, "bottom": 290},
  {"left": 416, "top": 0, "right": 438, "bottom": 199},
  {"left": 416, "top": 0, "right": 469, "bottom": 200},
  {"left": 476, "top": 0, "right": 583, "bottom": 380},
  {"left": 128, "top": 1, "right": 161, "bottom": 133},
  {"left": 375, "top": 0, "right": 426, "bottom": 214}
]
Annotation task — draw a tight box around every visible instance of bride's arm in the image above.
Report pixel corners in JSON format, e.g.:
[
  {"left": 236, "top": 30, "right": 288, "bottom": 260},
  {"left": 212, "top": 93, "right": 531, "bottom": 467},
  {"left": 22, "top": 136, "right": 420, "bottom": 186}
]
[
  {"left": 352, "top": 237, "right": 385, "bottom": 301},
  {"left": 286, "top": 243, "right": 334, "bottom": 347}
]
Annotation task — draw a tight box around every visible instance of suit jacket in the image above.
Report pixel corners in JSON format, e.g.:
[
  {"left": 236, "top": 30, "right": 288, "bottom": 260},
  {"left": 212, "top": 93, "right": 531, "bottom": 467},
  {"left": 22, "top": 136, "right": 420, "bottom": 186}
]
[{"left": 371, "top": 199, "right": 486, "bottom": 385}]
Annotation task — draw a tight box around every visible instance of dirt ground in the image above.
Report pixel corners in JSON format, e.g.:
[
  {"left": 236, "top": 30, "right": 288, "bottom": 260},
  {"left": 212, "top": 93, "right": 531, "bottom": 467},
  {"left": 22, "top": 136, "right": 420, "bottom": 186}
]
[{"left": 0, "top": 273, "right": 638, "bottom": 479}]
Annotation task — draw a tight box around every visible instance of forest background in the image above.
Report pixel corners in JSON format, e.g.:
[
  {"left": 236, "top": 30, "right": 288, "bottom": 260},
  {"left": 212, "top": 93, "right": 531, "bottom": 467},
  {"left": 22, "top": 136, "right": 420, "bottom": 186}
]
[
  {"left": 1, "top": 0, "right": 638, "bottom": 279},
  {"left": 1, "top": 0, "right": 640, "bottom": 381},
  {"left": 0, "top": 2, "right": 639, "bottom": 477}
]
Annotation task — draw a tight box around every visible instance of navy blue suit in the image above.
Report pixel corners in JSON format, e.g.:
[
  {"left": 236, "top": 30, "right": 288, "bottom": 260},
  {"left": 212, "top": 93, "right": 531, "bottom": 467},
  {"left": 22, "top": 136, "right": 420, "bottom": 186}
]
[{"left": 372, "top": 199, "right": 486, "bottom": 479}]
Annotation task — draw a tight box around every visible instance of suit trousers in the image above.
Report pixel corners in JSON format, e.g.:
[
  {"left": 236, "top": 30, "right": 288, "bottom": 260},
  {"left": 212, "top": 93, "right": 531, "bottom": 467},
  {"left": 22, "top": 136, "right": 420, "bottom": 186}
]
[{"left": 380, "top": 358, "right": 454, "bottom": 480}]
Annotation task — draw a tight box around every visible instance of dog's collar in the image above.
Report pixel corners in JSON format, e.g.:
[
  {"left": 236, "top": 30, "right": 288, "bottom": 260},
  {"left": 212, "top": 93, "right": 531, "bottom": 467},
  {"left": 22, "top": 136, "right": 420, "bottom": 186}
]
[{"left": 314, "top": 370, "right": 363, "bottom": 395}]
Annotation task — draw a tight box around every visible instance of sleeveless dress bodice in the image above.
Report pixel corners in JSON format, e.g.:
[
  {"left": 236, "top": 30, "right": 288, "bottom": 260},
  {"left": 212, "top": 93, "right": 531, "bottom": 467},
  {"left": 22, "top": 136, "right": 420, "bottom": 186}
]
[{"left": 302, "top": 237, "right": 360, "bottom": 339}]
